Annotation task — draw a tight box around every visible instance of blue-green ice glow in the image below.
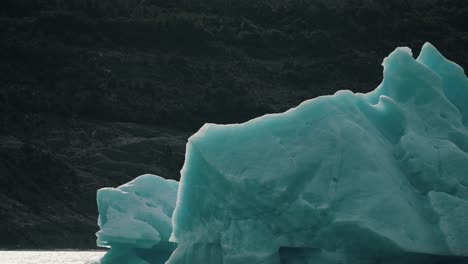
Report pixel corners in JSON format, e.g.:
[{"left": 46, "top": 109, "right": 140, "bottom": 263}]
[
  {"left": 97, "top": 43, "right": 468, "bottom": 264},
  {"left": 96, "top": 174, "right": 178, "bottom": 264}
]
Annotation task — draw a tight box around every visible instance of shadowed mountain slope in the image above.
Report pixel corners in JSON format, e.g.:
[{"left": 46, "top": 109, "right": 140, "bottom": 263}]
[{"left": 0, "top": 0, "right": 467, "bottom": 248}]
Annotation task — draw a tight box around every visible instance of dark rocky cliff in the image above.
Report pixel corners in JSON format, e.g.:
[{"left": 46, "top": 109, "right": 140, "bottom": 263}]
[{"left": 1, "top": 0, "right": 467, "bottom": 248}]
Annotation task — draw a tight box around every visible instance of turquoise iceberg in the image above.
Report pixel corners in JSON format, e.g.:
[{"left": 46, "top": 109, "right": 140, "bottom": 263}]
[
  {"left": 96, "top": 174, "right": 178, "bottom": 264},
  {"left": 168, "top": 43, "right": 468, "bottom": 263},
  {"left": 96, "top": 43, "right": 468, "bottom": 264}
]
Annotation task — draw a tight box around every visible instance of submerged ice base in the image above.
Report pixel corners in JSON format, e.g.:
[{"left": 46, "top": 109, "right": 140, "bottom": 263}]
[{"left": 96, "top": 43, "right": 468, "bottom": 264}]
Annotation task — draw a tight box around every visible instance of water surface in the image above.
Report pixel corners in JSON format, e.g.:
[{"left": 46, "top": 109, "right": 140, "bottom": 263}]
[{"left": 0, "top": 250, "right": 106, "bottom": 264}]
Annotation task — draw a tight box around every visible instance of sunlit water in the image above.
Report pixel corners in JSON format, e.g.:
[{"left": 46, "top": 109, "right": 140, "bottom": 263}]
[{"left": 0, "top": 250, "right": 106, "bottom": 264}]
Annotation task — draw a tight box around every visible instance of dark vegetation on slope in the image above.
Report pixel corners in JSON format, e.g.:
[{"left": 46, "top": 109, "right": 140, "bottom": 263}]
[{"left": 0, "top": 0, "right": 467, "bottom": 248}]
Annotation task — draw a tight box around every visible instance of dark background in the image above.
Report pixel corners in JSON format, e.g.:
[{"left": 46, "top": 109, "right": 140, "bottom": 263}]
[{"left": 0, "top": 0, "right": 467, "bottom": 248}]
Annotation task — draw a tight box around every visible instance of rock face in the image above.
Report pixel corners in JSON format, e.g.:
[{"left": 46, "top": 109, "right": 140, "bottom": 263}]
[
  {"left": 0, "top": 121, "right": 187, "bottom": 249},
  {"left": 167, "top": 43, "right": 468, "bottom": 263},
  {"left": 0, "top": 134, "right": 101, "bottom": 248},
  {"left": 2, "top": 0, "right": 468, "bottom": 249}
]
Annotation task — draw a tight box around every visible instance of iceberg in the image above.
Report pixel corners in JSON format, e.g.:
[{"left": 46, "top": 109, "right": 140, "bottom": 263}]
[
  {"left": 96, "top": 174, "right": 178, "bottom": 264},
  {"left": 168, "top": 43, "right": 468, "bottom": 264},
  {"left": 96, "top": 43, "right": 468, "bottom": 264}
]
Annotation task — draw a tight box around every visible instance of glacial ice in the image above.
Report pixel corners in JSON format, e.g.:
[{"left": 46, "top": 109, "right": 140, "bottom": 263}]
[
  {"left": 96, "top": 174, "right": 178, "bottom": 264},
  {"left": 96, "top": 43, "right": 468, "bottom": 264}
]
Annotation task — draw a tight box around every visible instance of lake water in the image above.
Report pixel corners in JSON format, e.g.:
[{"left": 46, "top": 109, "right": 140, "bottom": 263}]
[{"left": 0, "top": 251, "right": 107, "bottom": 264}]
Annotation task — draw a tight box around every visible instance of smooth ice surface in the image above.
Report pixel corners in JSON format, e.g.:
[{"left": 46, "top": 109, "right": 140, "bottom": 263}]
[
  {"left": 167, "top": 43, "right": 468, "bottom": 264},
  {"left": 96, "top": 174, "right": 178, "bottom": 264}
]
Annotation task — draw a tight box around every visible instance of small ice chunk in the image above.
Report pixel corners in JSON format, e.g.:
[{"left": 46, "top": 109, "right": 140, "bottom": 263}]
[{"left": 96, "top": 174, "right": 178, "bottom": 263}]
